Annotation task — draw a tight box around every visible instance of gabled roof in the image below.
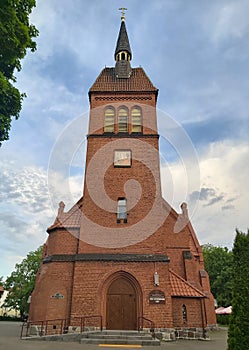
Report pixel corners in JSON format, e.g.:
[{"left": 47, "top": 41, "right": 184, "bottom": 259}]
[
  {"left": 115, "top": 20, "right": 132, "bottom": 59},
  {"left": 170, "top": 269, "right": 206, "bottom": 298},
  {"left": 47, "top": 197, "right": 83, "bottom": 232},
  {"left": 89, "top": 67, "right": 158, "bottom": 95}
]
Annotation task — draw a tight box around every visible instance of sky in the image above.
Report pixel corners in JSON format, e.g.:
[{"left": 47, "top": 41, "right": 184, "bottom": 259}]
[{"left": 1, "top": 0, "right": 249, "bottom": 279}]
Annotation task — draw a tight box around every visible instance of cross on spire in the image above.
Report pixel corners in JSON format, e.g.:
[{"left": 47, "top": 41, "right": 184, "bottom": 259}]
[{"left": 119, "top": 7, "right": 127, "bottom": 21}]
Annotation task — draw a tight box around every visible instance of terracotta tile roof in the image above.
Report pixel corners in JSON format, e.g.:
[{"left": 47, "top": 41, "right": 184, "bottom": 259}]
[
  {"left": 89, "top": 67, "right": 158, "bottom": 94},
  {"left": 47, "top": 197, "right": 82, "bottom": 232},
  {"left": 170, "top": 269, "right": 205, "bottom": 298}
]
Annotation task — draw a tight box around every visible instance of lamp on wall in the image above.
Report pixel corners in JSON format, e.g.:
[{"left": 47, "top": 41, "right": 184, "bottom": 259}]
[{"left": 154, "top": 271, "right": 159, "bottom": 286}]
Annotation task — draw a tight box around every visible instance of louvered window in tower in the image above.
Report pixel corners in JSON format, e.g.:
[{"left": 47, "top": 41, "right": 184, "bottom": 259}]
[
  {"left": 118, "top": 108, "right": 128, "bottom": 133},
  {"left": 131, "top": 107, "right": 142, "bottom": 132},
  {"left": 104, "top": 108, "right": 115, "bottom": 133}
]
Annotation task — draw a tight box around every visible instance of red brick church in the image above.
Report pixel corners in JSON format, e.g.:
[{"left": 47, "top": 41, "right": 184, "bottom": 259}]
[{"left": 29, "top": 13, "right": 216, "bottom": 339}]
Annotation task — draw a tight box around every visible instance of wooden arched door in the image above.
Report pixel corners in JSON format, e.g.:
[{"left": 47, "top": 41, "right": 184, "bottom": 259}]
[{"left": 106, "top": 277, "right": 137, "bottom": 330}]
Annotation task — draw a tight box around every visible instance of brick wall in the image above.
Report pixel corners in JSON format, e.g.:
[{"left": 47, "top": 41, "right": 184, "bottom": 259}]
[
  {"left": 70, "top": 261, "right": 173, "bottom": 329},
  {"left": 46, "top": 229, "right": 78, "bottom": 255},
  {"left": 29, "top": 262, "right": 74, "bottom": 322},
  {"left": 172, "top": 298, "right": 204, "bottom": 328}
]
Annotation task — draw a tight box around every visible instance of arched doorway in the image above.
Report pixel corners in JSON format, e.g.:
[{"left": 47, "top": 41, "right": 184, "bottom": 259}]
[{"left": 106, "top": 276, "right": 138, "bottom": 330}]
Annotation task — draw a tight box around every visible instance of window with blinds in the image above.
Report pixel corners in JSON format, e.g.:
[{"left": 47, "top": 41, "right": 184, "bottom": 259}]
[
  {"left": 104, "top": 108, "right": 115, "bottom": 133},
  {"left": 131, "top": 107, "right": 142, "bottom": 132},
  {"left": 118, "top": 108, "right": 128, "bottom": 133}
]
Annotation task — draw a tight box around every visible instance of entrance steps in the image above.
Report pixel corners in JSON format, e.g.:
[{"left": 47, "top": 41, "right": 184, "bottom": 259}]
[{"left": 80, "top": 330, "right": 160, "bottom": 346}]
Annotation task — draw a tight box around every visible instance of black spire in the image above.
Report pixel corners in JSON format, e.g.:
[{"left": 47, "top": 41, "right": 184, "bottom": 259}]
[
  {"left": 115, "top": 20, "right": 132, "bottom": 60},
  {"left": 114, "top": 12, "right": 132, "bottom": 79}
]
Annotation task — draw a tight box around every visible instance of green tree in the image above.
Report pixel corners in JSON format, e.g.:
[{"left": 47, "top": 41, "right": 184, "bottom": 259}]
[
  {"left": 0, "top": 0, "right": 38, "bottom": 145},
  {"left": 3, "top": 246, "right": 42, "bottom": 316},
  {"left": 202, "top": 243, "right": 233, "bottom": 306},
  {"left": 228, "top": 229, "right": 249, "bottom": 350}
]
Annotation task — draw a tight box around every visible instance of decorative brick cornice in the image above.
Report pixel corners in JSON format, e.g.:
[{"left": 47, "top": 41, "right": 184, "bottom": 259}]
[
  {"left": 94, "top": 96, "right": 152, "bottom": 101},
  {"left": 43, "top": 253, "right": 170, "bottom": 264},
  {"left": 87, "top": 133, "right": 159, "bottom": 139}
]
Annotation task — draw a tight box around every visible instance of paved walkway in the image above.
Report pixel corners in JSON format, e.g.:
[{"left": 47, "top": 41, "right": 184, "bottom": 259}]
[{"left": 0, "top": 322, "right": 228, "bottom": 350}]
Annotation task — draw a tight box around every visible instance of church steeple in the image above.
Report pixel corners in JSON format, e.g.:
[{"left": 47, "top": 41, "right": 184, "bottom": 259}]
[{"left": 114, "top": 9, "right": 132, "bottom": 78}]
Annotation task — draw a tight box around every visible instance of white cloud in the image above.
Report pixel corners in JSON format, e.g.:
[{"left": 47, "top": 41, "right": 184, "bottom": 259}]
[
  {"left": 0, "top": 160, "right": 83, "bottom": 278},
  {"left": 48, "top": 171, "right": 83, "bottom": 213},
  {"left": 162, "top": 140, "right": 249, "bottom": 248},
  {"left": 29, "top": 0, "right": 116, "bottom": 69},
  {"left": 18, "top": 65, "right": 84, "bottom": 119},
  {"left": 202, "top": 0, "right": 249, "bottom": 45}
]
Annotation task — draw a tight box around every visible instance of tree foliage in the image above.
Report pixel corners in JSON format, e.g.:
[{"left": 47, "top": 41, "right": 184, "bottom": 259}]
[
  {"left": 202, "top": 243, "right": 233, "bottom": 307},
  {"left": 0, "top": 0, "right": 38, "bottom": 145},
  {"left": 228, "top": 229, "right": 249, "bottom": 350},
  {"left": 3, "top": 246, "right": 42, "bottom": 316}
]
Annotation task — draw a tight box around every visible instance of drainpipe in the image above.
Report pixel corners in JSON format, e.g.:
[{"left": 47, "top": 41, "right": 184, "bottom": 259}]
[
  {"left": 200, "top": 298, "right": 207, "bottom": 339},
  {"left": 68, "top": 228, "right": 80, "bottom": 326}
]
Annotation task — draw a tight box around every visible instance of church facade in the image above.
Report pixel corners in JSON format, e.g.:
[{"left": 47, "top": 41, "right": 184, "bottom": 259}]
[{"left": 29, "top": 15, "right": 216, "bottom": 339}]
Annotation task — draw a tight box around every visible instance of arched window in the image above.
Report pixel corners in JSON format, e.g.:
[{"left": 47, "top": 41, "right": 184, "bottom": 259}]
[
  {"left": 118, "top": 108, "right": 128, "bottom": 133},
  {"left": 182, "top": 304, "right": 187, "bottom": 323},
  {"left": 104, "top": 108, "right": 115, "bottom": 133},
  {"left": 131, "top": 107, "right": 142, "bottom": 132}
]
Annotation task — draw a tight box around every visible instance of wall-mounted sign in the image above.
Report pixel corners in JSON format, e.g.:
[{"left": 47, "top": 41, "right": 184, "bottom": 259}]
[
  {"left": 149, "top": 290, "right": 165, "bottom": 304},
  {"left": 114, "top": 150, "right": 132, "bottom": 167},
  {"left": 51, "top": 292, "right": 64, "bottom": 299}
]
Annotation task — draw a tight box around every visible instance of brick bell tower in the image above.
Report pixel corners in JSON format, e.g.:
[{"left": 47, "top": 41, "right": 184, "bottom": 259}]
[{"left": 29, "top": 12, "right": 216, "bottom": 337}]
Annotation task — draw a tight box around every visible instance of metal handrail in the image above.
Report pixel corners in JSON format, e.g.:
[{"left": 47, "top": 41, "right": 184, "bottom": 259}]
[
  {"left": 74, "top": 315, "right": 103, "bottom": 332},
  {"left": 137, "top": 316, "right": 155, "bottom": 333},
  {"left": 20, "top": 318, "right": 69, "bottom": 338},
  {"left": 21, "top": 315, "right": 103, "bottom": 338}
]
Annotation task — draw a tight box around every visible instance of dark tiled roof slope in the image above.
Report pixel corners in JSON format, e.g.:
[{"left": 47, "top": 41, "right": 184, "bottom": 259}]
[
  {"left": 47, "top": 197, "right": 83, "bottom": 231},
  {"left": 89, "top": 67, "right": 158, "bottom": 94},
  {"left": 115, "top": 21, "right": 132, "bottom": 58}
]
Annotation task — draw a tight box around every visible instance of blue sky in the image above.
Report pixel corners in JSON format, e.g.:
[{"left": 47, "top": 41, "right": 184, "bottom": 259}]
[{"left": 1, "top": 0, "right": 249, "bottom": 278}]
